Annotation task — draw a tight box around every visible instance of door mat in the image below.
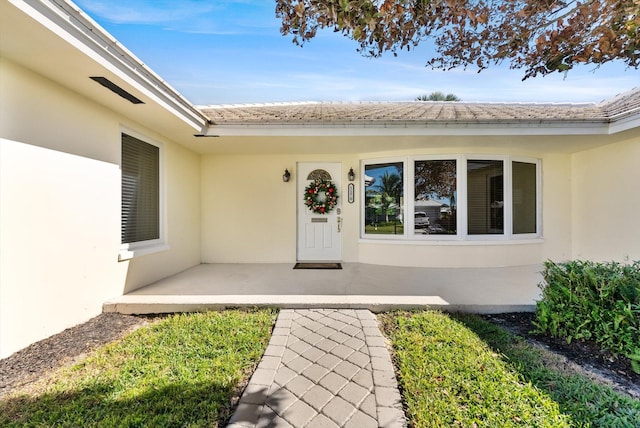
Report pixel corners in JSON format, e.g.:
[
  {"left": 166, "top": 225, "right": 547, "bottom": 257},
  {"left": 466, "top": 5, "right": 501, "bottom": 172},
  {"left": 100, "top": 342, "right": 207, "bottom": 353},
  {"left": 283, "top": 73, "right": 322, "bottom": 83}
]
[{"left": 293, "top": 263, "right": 342, "bottom": 270}]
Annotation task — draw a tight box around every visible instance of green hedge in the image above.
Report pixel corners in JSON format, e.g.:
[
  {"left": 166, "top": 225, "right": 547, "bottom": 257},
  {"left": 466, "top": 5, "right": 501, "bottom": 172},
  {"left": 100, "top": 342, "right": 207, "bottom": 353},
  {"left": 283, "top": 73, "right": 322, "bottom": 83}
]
[{"left": 535, "top": 260, "right": 640, "bottom": 372}]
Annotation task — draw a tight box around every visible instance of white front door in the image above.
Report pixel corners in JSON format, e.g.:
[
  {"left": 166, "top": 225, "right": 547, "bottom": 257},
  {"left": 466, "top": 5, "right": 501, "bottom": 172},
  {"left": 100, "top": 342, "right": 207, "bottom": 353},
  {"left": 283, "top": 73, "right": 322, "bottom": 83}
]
[{"left": 297, "top": 162, "right": 342, "bottom": 261}]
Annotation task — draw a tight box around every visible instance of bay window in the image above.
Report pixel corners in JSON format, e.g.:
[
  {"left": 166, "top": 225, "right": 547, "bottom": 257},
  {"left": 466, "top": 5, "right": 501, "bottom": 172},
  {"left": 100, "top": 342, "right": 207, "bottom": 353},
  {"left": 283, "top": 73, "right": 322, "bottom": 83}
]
[
  {"left": 364, "top": 162, "right": 404, "bottom": 235},
  {"left": 414, "top": 159, "right": 457, "bottom": 236},
  {"left": 361, "top": 156, "right": 540, "bottom": 240},
  {"left": 467, "top": 160, "right": 504, "bottom": 235}
]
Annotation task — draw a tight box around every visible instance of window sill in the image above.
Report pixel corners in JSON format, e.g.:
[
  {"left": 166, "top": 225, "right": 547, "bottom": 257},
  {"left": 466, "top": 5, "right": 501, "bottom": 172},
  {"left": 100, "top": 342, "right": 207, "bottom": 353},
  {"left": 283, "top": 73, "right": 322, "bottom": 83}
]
[
  {"left": 359, "top": 238, "right": 544, "bottom": 246},
  {"left": 118, "top": 243, "right": 170, "bottom": 261}
]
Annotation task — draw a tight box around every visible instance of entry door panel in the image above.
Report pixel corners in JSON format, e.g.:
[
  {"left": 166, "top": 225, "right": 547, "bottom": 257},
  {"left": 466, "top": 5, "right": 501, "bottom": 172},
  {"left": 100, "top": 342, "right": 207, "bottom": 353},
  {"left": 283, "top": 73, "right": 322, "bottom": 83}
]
[{"left": 297, "top": 163, "right": 342, "bottom": 261}]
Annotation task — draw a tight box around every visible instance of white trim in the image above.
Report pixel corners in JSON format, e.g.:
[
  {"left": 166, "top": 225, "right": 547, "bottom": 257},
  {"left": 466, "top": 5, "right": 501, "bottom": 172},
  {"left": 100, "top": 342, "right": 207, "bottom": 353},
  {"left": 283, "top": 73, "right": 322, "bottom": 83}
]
[
  {"left": 360, "top": 157, "right": 407, "bottom": 240},
  {"left": 206, "top": 121, "right": 611, "bottom": 137},
  {"left": 511, "top": 156, "right": 543, "bottom": 240},
  {"left": 464, "top": 155, "right": 508, "bottom": 241},
  {"left": 118, "top": 243, "right": 170, "bottom": 261},
  {"left": 607, "top": 113, "right": 640, "bottom": 134},
  {"left": 359, "top": 238, "right": 545, "bottom": 246},
  {"left": 119, "top": 127, "right": 167, "bottom": 260},
  {"left": 360, "top": 154, "right": 542, "bottom": 242},
  {"left": 410, "top": 155, "right": 462, "bottom": 241}
]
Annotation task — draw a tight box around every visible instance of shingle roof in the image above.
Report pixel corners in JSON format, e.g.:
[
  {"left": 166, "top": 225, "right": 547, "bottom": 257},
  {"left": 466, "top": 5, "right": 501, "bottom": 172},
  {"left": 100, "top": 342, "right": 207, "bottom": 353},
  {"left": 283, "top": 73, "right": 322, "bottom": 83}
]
[
  {"left": 597, "top": 87, "right": 640, "bottom": 118},
  {"left": 199, "top": 87, "right": 640, "bottom": 126}
]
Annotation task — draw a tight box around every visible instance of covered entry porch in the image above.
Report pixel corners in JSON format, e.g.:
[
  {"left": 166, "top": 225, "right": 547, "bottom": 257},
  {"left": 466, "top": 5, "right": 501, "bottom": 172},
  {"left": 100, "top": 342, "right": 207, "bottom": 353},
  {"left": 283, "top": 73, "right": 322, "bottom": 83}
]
[{"left": 103, "top": 263, "right": 542, "bottom": 314}]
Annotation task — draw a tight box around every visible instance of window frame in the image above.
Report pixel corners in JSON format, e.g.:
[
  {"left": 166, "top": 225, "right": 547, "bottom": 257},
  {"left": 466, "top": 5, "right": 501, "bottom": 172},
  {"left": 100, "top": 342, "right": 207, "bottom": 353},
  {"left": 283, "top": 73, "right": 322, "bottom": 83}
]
[
  {"left": 118, "top": 129, "right": 168, "bottom": 261},
  {"left": 463, "top": 154, "right": 508, "bottom": 241},
  {"left": 509, "top": 156, "right": 542, "bottom": 240},
  {"left": 408, "top": 155, "right": 462, "bottom": 241},
  {"left": 360, "top": 157, "right": 408, "bottom": 240},
  {"left": 360, "top": 155, "right": 542, "bottom": 242}
]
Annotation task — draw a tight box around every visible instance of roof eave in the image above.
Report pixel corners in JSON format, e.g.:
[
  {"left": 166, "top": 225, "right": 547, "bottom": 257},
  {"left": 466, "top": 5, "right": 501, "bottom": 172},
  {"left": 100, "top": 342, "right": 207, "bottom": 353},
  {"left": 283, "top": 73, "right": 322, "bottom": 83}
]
[
  {"left": 606, "top": 110, "right": 640, "bottom": 134},
  {"left": 204, "top": 119, "right": 611, "bottom": 137},
  {"left": 19, "top": 0, "right": 208, "bottom": 131}
]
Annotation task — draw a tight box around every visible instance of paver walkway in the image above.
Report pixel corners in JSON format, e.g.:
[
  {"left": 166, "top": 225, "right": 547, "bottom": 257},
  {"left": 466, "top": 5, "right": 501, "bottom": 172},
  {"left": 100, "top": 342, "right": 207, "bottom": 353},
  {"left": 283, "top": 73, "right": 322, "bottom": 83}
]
[{"left": 227, "top": 309, "right": 407, "bottom": 428}]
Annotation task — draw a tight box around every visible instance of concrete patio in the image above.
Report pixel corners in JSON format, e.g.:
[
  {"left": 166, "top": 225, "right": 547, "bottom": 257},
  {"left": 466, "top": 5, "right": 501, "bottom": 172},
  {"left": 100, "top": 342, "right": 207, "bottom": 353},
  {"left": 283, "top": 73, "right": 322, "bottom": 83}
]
[{"left": 103, "top": 263, "right": 541, "bottom": 314}]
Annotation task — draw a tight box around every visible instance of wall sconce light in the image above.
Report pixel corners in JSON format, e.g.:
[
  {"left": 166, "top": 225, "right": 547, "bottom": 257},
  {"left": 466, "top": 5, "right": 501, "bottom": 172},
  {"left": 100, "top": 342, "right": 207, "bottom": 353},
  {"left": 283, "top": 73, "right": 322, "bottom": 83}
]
[
  {"left": 283, "top": 169, "right": 291, "bottom": 182},
  {"left": 348, "top": 168, "right": 355, "bottom": 182}
]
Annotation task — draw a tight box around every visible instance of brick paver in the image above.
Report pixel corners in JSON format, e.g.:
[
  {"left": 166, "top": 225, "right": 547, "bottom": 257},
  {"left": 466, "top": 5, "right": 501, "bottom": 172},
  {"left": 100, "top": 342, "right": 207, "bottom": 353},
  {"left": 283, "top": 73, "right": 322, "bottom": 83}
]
[{"left": 227, "top": 309, "right": 407, "bottom": 428}]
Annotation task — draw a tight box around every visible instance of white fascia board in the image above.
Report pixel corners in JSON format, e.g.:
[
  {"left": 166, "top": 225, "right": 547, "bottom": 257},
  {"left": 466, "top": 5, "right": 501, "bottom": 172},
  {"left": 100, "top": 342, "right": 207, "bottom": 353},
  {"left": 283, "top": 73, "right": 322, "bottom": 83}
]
[
  {"left": 11, "top": 0, "right": 208, "bottom": 131},
  {"left": 607, "top": 113, "right": 640, "bottom": 134},
  {"left": 205, "top": 120, "right": 611, "bottom": 137}
]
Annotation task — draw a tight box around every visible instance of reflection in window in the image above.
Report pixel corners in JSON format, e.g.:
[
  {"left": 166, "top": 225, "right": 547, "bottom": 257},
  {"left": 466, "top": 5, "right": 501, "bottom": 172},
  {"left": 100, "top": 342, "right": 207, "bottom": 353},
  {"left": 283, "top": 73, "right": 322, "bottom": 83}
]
[
  {"left": 364, "top": 162, "right": 404, "bottom": 235},
  {"left": 467, "top": 160, "right": 504, "bottom": 235},
  {"left": 513, "top": 161, "right": 537, "bottom": 234},
  {"left": 414, "top": 160, "right": 457, "bottom": 235}
]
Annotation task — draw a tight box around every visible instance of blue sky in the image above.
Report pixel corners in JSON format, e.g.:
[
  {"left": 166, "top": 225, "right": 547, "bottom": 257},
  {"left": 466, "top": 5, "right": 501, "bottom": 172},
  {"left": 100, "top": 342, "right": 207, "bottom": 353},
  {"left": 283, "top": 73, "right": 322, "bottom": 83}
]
[{"left": 74, "top": 0, "right": 639, "bottom": 105}]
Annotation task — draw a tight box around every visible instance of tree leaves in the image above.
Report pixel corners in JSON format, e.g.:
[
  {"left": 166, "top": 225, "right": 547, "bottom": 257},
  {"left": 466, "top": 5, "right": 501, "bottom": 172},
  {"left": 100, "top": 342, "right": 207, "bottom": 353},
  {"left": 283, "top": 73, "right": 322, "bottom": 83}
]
[{"left": 275, "top": 0, "right": 640, "bottom": 79}]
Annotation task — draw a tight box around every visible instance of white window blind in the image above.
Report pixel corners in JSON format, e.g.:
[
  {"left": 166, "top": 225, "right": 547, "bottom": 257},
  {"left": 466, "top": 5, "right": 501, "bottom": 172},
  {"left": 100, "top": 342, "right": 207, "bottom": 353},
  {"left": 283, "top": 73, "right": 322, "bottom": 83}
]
[{"left": 121, "top": 133, "right": 159, "bottom": 244}]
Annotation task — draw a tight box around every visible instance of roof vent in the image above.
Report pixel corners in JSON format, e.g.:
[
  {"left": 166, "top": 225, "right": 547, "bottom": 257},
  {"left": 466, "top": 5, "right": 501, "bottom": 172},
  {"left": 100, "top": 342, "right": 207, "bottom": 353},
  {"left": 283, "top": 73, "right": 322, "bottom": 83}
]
[{"left": 90, "top": 76, "right": 144, "bottom": 104}]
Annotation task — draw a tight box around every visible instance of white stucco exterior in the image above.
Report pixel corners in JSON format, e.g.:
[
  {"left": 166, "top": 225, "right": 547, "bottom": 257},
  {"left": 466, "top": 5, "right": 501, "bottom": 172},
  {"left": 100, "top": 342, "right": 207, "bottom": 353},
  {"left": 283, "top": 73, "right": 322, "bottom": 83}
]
[
  {"left": 2, "top": 0, "right": 640, "bottom": 359},
  {"left": 0, "top": 58, "right": 201, "bottom": 358},
  {"left": 572, "top": 128, "right": 640, "bottom": 262}
]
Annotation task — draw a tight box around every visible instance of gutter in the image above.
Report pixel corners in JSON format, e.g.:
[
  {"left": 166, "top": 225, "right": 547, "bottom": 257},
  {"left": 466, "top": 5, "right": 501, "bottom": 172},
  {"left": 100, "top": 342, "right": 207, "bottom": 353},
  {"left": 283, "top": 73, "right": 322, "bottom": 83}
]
[{"left": 204, "top": 119, "right": 612, "bottom": 137}]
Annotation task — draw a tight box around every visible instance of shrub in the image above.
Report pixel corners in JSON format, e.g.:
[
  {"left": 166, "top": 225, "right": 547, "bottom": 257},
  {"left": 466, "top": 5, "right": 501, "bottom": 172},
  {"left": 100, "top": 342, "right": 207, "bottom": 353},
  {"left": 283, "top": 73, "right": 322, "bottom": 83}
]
[{"left": 535, "top": 260, "right": 640, "bottom": 372}]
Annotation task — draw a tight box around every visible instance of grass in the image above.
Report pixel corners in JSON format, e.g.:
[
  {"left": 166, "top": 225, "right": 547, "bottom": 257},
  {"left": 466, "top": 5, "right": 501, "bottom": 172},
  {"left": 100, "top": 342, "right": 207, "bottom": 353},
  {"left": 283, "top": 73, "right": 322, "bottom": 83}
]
[
  {"left": 0, "top": 309, "right": 276, "bottom": 427},
  {"left": 364, "top": 223, "right": 404, "bottom": 234},
  {"left": 4, "top": 308, "right": 639, "bottom": 427},
  {"left": 380, "top": 310, "right": 640, "bottom": 428}
]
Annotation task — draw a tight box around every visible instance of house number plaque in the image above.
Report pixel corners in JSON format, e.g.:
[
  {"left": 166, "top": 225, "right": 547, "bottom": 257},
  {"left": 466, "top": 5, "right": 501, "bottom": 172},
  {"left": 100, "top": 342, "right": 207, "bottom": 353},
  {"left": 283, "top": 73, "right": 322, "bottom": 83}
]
[{"left": 348, "top": 183, "right": 355, "bottom": 204}]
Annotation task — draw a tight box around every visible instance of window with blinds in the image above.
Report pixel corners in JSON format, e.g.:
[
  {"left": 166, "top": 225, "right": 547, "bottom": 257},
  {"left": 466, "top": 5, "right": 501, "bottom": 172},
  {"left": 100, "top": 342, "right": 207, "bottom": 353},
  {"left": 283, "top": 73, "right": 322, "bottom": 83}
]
[
  {"left": 121, "top": 133, "right": 160, "bottom": 244},
  {"left": 467, "top": 160, "right": 504, "bottom": 235}
]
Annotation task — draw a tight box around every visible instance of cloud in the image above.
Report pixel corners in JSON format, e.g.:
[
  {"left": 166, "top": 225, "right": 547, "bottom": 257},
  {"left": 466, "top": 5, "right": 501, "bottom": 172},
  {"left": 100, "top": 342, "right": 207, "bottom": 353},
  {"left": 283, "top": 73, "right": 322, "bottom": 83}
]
[
  {"left": 75, "top": 0, "right": 279, "bottom": 35},
  {"left": 75, "top": 0, "right": 637, "bottom": 105},
  {"left": 74, "top": 0, "right": 209, "bottom": 24}
]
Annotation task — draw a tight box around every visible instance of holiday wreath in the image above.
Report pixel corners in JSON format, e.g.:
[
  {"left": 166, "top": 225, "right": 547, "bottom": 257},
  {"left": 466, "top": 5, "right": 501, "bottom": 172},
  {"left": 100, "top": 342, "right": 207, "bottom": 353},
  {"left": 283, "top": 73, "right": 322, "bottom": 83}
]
[{"left": 304, "top": 179, "right": 339, "bottom": 214}]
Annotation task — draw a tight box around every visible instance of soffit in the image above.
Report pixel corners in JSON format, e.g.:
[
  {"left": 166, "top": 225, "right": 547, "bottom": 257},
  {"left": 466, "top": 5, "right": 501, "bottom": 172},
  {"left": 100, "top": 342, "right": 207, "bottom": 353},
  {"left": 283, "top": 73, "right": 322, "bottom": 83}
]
[{"left": 0, "top": 0, "right": 209, "bottom": 151}]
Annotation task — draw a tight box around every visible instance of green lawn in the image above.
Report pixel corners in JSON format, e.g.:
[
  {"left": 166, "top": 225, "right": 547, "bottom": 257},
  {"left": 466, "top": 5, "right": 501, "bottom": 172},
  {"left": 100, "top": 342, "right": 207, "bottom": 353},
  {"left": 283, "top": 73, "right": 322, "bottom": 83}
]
[
  {"left": 364, "top": 222, "right": 404, "bottom": 234},
  {"left": 0, "top": 309, "right": 276, "bottom": 427},
  {"left": 4, "top": 309, "right": 639, "bottom": 427},
  {"left": 380, "top": 310, "right": 640, "bottom": 428}
]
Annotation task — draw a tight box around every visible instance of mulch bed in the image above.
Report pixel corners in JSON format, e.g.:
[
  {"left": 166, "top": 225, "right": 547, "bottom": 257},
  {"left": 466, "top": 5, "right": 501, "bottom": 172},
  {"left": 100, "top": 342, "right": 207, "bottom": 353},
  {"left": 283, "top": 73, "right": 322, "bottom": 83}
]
[
  {"left": 483, "top": 312, "right": 640, "bottom": 398},
  {"left": 0, "top": 313, "right": 161, "bottom": 397}
]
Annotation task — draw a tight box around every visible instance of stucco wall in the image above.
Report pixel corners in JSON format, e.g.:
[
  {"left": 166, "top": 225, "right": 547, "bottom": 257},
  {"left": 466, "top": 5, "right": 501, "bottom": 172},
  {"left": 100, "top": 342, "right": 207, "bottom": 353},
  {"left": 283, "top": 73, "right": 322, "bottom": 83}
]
[
  {"left": 200, "top": 145, "right": 573, "bottom": 269},
  {"left": 572, "top": 129, "right": 640, "bottom": 262},
  {"left": 0, "top": 59, "right": 200, "bottom": 358},
  {"left": 201, "top": 154, "right": 360, "bottom": 263},
  {"left": 357, "top": 150, "right": 572, "bottom": 268}
]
